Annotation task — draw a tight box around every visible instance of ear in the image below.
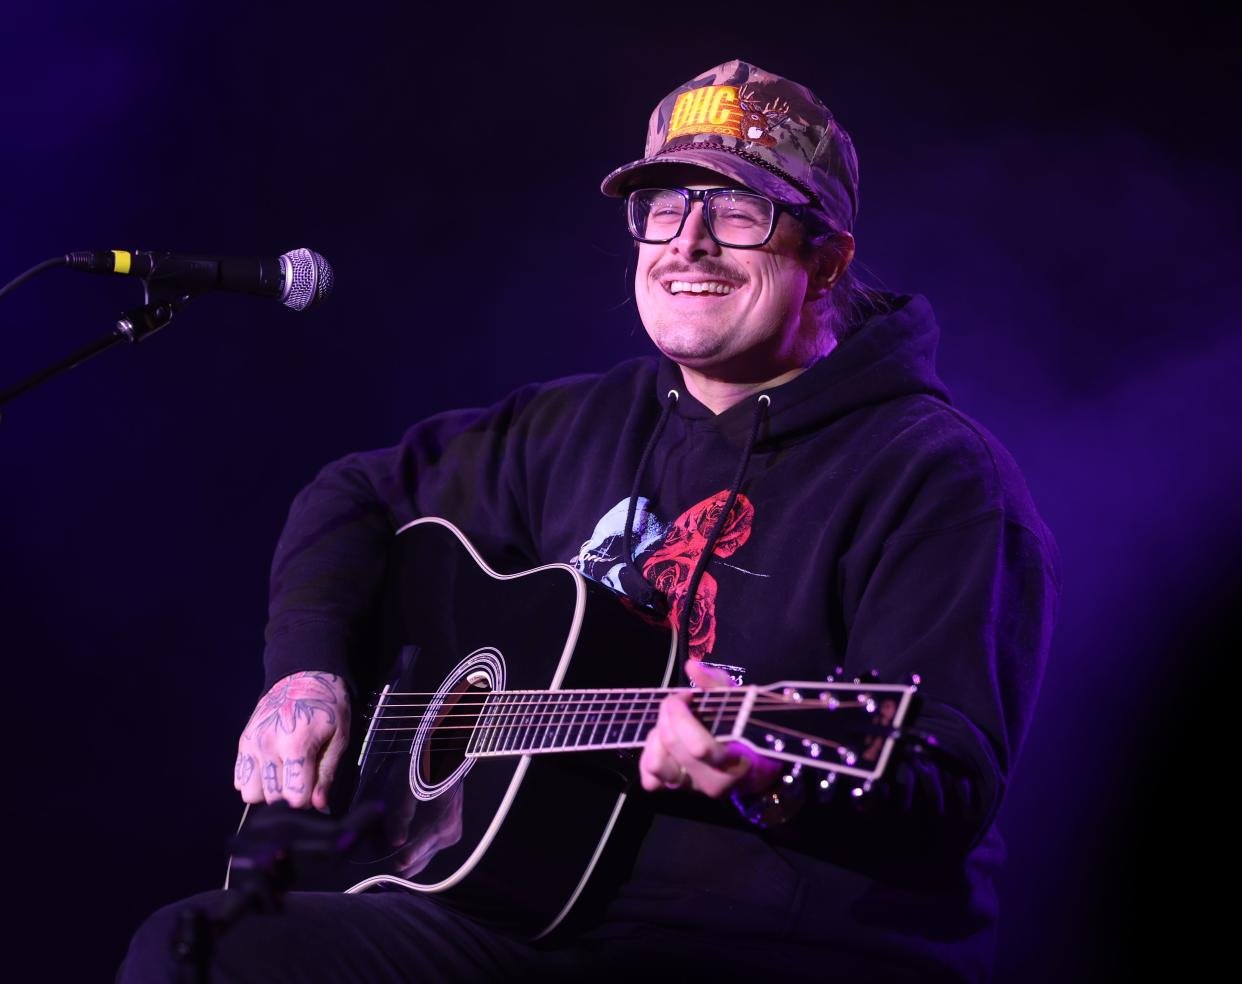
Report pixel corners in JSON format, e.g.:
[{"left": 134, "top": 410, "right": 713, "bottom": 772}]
[{"left": 806, "top": 231, "right": 856, "bottom": 301}]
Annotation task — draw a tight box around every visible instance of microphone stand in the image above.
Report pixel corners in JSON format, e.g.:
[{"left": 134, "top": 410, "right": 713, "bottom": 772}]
[
  {"left": 0, "top": 260, "right": 201, "bottom": 414},
  {"left": 0, "top": 296, "right": 185, "bottom": 411}
]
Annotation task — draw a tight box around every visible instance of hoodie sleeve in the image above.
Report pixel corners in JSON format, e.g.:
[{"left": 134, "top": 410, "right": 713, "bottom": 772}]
[
  {"left": 835, "top": 513, "right": 1058, "bottom": 857},
  {"left": 260, "top": 383, "right": 550, "bottom": 695},
  {"left": 778, "top": 430, "right": 1060, "bottom": 864}
]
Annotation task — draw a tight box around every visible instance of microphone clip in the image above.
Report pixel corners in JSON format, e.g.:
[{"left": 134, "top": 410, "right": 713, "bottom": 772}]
[{"left": 116, "top": 299, "right": 181, "bottom": 343}]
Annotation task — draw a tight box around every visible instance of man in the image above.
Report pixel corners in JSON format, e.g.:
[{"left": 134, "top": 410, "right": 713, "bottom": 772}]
[{"left": 123, "top": 60, "right": 1058, "bottom": 982}]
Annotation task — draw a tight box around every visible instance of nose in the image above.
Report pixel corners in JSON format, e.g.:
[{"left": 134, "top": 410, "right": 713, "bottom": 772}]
[{"left": 669, "top": 202, "right": 721, "bottom": 257}]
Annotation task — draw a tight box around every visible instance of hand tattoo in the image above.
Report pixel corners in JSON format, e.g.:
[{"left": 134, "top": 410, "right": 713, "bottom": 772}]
[
  {"left": 262, "top": 761, "right": 282, "bottom": 794},
  {"left": 245, "top": 672, "right": 340, "bottom": 739},
  {"left": 284, "top": 758, "right": 306, "bottom": 793},
  {"left": 234, "top": 753, "right": 255, "bottom": 786}
]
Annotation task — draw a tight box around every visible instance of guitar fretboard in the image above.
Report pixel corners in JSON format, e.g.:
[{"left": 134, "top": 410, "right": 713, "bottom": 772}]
[{"left": 462, "top": 688, "right": 752, "bottom": 757}]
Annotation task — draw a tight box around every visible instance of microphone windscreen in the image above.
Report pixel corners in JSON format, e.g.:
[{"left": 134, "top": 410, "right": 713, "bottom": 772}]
[{"left": 281, "top": 248, "right": 334, "bottom": 311}]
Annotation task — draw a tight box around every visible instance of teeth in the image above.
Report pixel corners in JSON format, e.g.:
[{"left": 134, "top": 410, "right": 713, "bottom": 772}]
[{"left": 667, "top": 280, "right": 736, "bottom": 295}]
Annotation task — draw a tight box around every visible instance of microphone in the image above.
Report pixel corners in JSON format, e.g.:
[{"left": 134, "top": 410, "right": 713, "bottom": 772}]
[{"left": 63, "top": 247, "right": 334, "bottom": 311}]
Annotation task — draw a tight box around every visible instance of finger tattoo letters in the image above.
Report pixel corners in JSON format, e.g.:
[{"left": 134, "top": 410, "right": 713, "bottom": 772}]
[
  {"left": 262, "top": 761, "right": 282, "bottom": 794},
  {"left": 234, "top": 753, "right": 255, "bottom": 786},
  {"left": 284, "top": 757, "right": 306, "bottom": 793}
]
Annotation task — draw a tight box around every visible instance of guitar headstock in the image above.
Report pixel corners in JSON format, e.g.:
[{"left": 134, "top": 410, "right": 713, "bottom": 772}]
[{"left": 725, "top": 677, "right": 919, "bottom": 794}]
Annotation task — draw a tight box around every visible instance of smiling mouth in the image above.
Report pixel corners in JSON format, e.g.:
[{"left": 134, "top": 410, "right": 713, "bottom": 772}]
[{"left": 663, "top": 279, "right": 740, "bottom": 296}]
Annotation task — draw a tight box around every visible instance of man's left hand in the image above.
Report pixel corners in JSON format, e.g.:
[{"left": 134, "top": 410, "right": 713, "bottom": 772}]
[{"left": 639, "top": 660, "right": 784, "bottom": 798}]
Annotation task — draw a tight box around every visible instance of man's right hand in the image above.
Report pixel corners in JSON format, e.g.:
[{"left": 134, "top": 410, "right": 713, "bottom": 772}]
[{"left": 233, "top": 671, "right": 351, "bottom": 811}]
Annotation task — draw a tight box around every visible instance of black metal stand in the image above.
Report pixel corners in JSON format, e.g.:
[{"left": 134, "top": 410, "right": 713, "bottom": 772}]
[{"left": 0, "top": 299, "right": 182, "bottom": 412}]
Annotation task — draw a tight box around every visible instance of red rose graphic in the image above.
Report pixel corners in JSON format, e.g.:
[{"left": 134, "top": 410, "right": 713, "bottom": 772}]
[
  {"left": 642, "top": 559, "right": 719, "bottom": 660},
  {"left": 682, "top": 570, "right": 718, "bottom": 659},
  {"left": 639, "top": 491, "right": 754, "bottom": 660},
  {"left": 682, "top": 493, "right": 754, "bottom": 557},
  {"left": 645, "top": 556, "right": 692, "bottom": 598}
]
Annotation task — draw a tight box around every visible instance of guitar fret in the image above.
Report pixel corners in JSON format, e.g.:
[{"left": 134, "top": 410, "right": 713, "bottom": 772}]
[
  {"left": 485, "top": 694, "right": 505, "bottom": 754},
  {"left": 554, "top": 693, "right": 570, "bottom": 748},
  {"left": 709, "top": 689, "right": 729, "bottom": 737},
  {"left": 499, "top": 694, "right": 519, "bottom": 753},
  {"left": 538, "top": 693, "right": 556, "bottom": 749},
  {"left": 503, "top": 694, "right": 525, "bottom": 753},
  {"left": 587, "top": 692, "right": 606, "bottom": 747},
  {"left": 570, "top": 691, "right": 592, "bottom": 749},
  {"left": 527, "top": 693, "right": 544, "bottom": 750},
  {"left": 622, "top": 690, "right": 636, "bottom": 746},
  {"left": 475, "top": 694, "right": 493, "bottom": 754},
  {"left": 641, "top": 690, "right": 656, "bottom": 744},
  {"left": 629, "top": 691, "right": 652, "bottom": 745},
  {"left": 465, "top": 695, "right": 483, "bottom": 755},
  {"left": 621, "top": 689, "right": 641, "bottom": 746},
  {"left": 691, "top": 690, "right": 709, "bottom": 737},
  {"left": 479, "top": 693, "right": 502, "bottom": 754},
  {"left": 528, "top": 693, "right": 546, "bottom": 751},
  {"left": 560, "top": 693, "right": 575, "bottom": 746},
  {"left": 552, "top": 692, "right": 570, "bottom": 748},
  {"left": 548, "top": 693, "right": 563, "bottom": 748},
  {"left": 605, "top": 690, "right": 620, "bottom": 745},
  {"left": 518, "top": 693, "right": 538, "bottom": 751}
]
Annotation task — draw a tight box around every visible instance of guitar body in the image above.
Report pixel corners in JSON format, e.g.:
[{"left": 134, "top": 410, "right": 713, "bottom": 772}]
[
  {"left": 230, "top": 517, "right": 916, "bottom": 939},
  {"left": 341, "top": 517, "right": 676, "bottom": 937}
]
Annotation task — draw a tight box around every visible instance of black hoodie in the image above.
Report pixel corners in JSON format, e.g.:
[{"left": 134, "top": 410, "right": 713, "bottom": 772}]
[{"left": 263, "top": 293, "right": 1060, "bottom": 981}]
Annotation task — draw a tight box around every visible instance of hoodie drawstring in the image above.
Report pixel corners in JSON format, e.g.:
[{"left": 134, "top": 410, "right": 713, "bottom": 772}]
[
  {"left": 621, "top": 389, "right": 679, "bottom": 614},
  {"left": 622, "top": 390, "right": 771, "bottom": 667}
]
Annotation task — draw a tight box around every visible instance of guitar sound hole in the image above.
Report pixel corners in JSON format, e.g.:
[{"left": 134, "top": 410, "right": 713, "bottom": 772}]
[{"left": 421, "top": 675, "right": 492, "bottom": 787}]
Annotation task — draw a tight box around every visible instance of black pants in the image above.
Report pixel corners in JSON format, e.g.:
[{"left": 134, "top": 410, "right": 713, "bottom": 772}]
[{"left": 118, "top": 886, "right": 929, "bottom": 982}]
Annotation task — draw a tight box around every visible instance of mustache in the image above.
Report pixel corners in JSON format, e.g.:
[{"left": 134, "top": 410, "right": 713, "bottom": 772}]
[{"left": 651, "top": 261, "right": 745, "bottom": 283}]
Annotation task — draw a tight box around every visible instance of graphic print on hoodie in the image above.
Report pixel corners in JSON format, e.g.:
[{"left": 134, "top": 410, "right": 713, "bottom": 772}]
[{"left": 571, "top": 490, "right": 761, "bottom": 678}]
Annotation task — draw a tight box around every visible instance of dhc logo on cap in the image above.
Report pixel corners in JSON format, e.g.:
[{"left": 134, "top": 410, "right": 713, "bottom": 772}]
[{"left": 666, "top": 84, "right": 791, "bottom": 148}]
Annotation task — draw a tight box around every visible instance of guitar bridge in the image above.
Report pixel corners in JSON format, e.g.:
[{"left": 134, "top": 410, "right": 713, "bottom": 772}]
[{"left": 358, "top": 683, "right": 393, "bottom": 769}]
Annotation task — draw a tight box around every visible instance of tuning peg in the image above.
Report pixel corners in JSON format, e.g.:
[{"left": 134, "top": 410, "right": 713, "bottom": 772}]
[
  {"left": 906, "top": 672, "right": 922, "bottom": 687},
  {"left": 825, "top": 665, "right": 845, "bottom": 683}
]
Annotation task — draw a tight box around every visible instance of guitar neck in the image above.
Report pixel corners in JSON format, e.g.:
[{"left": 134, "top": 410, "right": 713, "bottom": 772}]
[
  {"left": 465, "top": 687, "right": 748, "bottom": 757},
  {"left": 364, "top": 678, "right": 914, "bottom": 780}
]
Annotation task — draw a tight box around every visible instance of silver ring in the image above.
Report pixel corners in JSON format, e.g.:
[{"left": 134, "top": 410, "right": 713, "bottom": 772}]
[{"left": 664, "top": 763, "right": 687, "bottom": 790}]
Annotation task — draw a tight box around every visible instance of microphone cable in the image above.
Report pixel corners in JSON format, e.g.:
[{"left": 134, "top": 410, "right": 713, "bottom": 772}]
[{"left": 0, "top": 256, "right": 66, "bottom": 303}]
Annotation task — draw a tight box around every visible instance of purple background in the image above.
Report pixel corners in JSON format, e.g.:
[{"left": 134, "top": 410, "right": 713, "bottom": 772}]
[{"left": 2, "top": 3, "right": 1236, "bottom": 978}]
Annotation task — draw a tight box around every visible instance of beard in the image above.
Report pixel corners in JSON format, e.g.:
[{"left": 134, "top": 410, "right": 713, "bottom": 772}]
[{"left": 644, "top": 314, "right": 734, "bottom": 364}]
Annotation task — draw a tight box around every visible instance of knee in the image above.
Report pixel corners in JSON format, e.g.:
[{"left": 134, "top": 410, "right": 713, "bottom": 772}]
[{"left": 118, "top": 890, "right": 230, "bottom": 983}]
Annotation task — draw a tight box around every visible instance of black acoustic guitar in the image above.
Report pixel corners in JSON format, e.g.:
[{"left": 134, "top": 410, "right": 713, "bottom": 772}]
[{"left": 232, "top": 517, "right": 918, "bottom": 939}]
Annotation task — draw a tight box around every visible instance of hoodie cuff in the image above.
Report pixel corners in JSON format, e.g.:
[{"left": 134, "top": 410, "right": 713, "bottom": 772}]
[{"left": 261, "top": 618, "right": 357, "bottom": 697}]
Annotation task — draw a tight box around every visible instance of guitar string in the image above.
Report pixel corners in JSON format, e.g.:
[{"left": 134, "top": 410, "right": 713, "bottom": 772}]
[
  {"left": 370, "top": 697, "right": 821, "bottom": 714},
  {"left": 368, "top": 692, "right": 872, "bottom": 717},
  {"left": 360, "top": 716, "right": 859, "bottom": 757},
  {"left": 372, "top": 686, "right": 897, "bottom": 701},
  {"left": 371, "top": 695, "right": 800, "bottom": 712},
  {"left": 370, "top": 708, "right": 748, "bottom": 734},
  {"left": 356, "top": 692, "right": 890, "bottom": 755},
  {"left": 360, "top": 715, "right": 864, "bottom": 760},
  {"left": 367, "top": 701, "right": 874, "bottom": 730}
]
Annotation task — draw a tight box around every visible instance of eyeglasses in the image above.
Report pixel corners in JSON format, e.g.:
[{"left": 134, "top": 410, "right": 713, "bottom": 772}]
[{"left": 626, "top": 187, "right": 808, "bottom": 249}]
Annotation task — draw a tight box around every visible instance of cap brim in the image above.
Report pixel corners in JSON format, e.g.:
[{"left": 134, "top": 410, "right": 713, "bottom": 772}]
[{"left": 600, "top": 149, "right": 809, "bottom": 206}]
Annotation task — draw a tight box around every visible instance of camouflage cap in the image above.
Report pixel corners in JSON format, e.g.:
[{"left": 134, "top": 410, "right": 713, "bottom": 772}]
[{"left": 601, "top": 59, "right": 859, "bottom": 232}]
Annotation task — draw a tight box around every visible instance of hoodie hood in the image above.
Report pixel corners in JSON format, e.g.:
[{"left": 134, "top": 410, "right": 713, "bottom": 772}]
[{"left": 655, "top": 293, "right": 951, "bottom": 446}]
